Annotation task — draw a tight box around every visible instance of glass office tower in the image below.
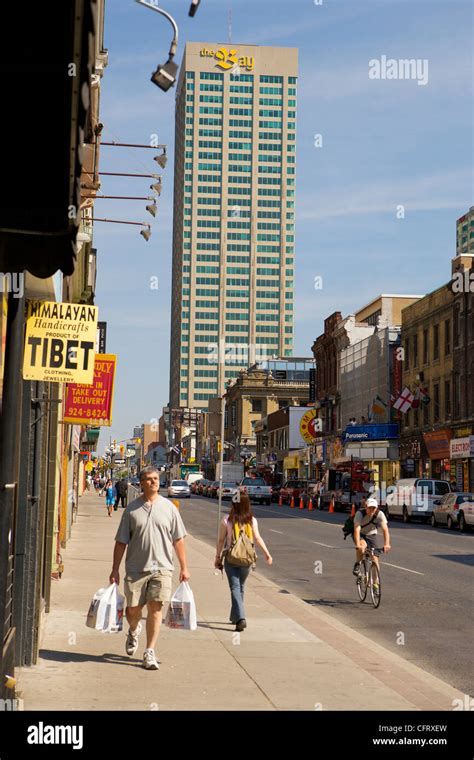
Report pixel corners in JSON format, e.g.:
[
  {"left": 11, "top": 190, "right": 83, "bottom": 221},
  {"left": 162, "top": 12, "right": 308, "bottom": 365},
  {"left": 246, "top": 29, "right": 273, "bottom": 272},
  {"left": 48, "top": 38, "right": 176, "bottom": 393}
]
[{"left": 169, "top": 42, "right": 298, "bottom": 410}]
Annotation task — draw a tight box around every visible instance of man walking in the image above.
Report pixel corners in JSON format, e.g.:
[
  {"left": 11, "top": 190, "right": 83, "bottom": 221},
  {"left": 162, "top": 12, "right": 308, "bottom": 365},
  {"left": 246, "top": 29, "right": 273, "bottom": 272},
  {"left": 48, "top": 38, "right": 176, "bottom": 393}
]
[
  {"left": 109, "top": 466, "right": 190, "bottom": 670},
  {"left": 114, "top": 477, "right": 128, "bottom": 510}
]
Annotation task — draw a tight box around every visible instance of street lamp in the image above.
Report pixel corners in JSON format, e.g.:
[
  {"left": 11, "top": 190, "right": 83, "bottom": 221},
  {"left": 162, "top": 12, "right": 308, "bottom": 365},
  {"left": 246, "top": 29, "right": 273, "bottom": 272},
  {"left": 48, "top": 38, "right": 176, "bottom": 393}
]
[
  {"left": 146, "top": 200, "right": 157, "bottom": 217},
  {"left": 135, "top": 0, "right": 179, "bottom": 92},
  {"left": 154, "top": 149, "right": 168, "bottom": 168},
  {"left": 140, "top": 225, "right": 152, "bottom": 241}
]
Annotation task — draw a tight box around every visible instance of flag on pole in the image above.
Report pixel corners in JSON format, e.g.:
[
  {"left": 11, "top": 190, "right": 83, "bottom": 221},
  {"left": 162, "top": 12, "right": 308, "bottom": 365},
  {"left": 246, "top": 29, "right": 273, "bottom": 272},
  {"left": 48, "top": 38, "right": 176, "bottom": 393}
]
[
  {"left": 372, "top": 395, "right": 388, "bottom": 415},
  {"left": 411, "top": 387, "right": 421, "bottom": 409},
  {"left": 393, "top": 387, "right": 414, "bottom": 414},
  {"left": 420, "top": 386, "right": 431, "bottom": 405}
]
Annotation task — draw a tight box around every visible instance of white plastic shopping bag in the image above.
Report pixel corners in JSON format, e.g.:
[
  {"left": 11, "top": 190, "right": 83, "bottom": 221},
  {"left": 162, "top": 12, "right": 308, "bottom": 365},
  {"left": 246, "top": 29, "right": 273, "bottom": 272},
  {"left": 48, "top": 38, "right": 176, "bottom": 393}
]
[
  {"left": 86, "top": 583, "right": 124, "bottom": 633},
  {"left": 164, "top": 581, "right": 197, "bottom": 631}
]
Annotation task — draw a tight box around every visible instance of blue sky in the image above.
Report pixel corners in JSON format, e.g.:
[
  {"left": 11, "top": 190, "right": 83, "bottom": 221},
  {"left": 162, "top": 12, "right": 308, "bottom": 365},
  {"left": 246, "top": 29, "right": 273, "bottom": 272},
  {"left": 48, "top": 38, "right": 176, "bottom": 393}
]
[{"left": 94, "top": 0, "right": 473, "bottom": 452}]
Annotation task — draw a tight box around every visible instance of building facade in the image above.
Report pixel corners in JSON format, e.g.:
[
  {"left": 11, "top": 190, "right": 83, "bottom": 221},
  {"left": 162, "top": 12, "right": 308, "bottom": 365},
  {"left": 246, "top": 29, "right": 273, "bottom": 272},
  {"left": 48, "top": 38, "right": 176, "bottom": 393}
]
[
  {"left": 400, "top": 281, "right": 455, "bottom": 481},
  {"left": 169, "top": 42, "right": 298, "bottom": 410}
]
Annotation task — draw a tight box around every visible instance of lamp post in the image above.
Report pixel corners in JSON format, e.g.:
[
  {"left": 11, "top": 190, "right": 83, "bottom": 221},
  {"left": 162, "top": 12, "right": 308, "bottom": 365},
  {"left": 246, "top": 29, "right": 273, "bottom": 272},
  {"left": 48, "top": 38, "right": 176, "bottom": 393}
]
[{"left": 135, "top": 0, "right": 179, "bottom": 91}]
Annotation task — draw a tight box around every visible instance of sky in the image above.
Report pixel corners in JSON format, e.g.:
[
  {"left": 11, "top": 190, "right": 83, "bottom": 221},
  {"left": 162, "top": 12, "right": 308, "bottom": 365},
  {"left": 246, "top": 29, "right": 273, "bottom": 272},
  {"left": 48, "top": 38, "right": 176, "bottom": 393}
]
[{"left": 94, "top": 0, "right": 474, "bottom": 453}]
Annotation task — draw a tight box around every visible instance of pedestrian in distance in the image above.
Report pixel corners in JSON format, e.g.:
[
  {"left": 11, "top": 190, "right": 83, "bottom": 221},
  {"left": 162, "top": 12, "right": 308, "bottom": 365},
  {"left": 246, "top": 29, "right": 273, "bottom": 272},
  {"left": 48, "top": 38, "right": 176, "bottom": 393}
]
[
  {"left": 104, "top": 479, "right": 114, "bottom": 517},
  {"left": 109, "top": 466, "right": 190, "bottom": 670},
  {"left": 114, "top": 477, "right": 128, "bottom": 510},
  {"left": 214, "top": 490, "right": 272, "bottom": 633}
]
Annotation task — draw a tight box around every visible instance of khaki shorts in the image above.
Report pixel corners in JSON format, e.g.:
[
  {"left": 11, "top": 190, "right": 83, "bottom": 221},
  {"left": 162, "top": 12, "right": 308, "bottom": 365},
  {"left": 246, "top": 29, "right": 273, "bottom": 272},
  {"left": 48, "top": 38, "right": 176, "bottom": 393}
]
[{"left": 124, "top": 571, "right": 173, "bottom": 608}]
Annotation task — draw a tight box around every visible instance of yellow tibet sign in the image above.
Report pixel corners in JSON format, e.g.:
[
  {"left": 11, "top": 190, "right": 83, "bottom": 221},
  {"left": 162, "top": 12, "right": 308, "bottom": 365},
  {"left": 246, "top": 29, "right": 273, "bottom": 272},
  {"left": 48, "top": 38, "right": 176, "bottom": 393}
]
[
  {"left": 200, "top": 46, "right": 254, "bottom": 72},
  {"left": 23, "top": 301, "right": 98, "bottom": 384}
]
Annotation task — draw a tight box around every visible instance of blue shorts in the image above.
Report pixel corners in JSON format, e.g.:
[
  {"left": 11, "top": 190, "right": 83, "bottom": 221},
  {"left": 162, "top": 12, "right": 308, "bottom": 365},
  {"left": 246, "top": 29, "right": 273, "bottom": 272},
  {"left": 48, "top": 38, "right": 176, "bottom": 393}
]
[{"left": 106, "top": 498, "right": 114, "bottom": 506}]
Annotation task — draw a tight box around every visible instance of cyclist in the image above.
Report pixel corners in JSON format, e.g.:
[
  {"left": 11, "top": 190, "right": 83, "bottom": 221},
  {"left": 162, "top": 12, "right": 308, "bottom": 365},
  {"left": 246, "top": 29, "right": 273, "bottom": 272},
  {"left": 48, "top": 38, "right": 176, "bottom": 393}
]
[{"left": 352, "top": 497, "right": 391, "bottom": 577}]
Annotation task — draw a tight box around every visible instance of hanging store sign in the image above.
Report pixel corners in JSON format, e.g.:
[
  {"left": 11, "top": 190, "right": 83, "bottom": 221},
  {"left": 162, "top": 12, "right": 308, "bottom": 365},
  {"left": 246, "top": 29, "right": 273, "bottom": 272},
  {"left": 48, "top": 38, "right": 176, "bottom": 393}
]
[
  {"left": 23, "top": 301, "right": 98, "bottom": 384},
  {"left": 299, "top": 408, "right": 322, "bottom": 443},
  {"left": 450, "top": 437, "right": 474, "bottom": 459},
  {"left": 423, "top": 429, "right": 452, "bottom": 460},
  {"left": 62, "top": 354, "right": 116, "bottom": 426}
]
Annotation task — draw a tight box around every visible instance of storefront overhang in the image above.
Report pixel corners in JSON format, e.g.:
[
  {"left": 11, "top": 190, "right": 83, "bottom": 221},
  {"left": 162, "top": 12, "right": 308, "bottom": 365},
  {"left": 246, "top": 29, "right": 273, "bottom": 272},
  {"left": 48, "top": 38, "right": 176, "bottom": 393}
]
[
  {"left": 345, "top": 441, "right": 399, "bottom": 461},
  {"left": 0, "top": 0, "right": 97, "bottom": 279}
]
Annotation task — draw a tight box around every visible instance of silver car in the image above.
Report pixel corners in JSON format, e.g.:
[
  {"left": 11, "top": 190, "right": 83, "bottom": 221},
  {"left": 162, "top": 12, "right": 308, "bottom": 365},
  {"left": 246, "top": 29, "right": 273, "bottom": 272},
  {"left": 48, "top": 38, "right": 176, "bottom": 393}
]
[
  {"left": 217, "top": 482, "right": 238, "bottom": 500},
  {"left": 431, "top": 492, "right": 474, "bottom": 531},
  {"left": 168, "top": 479, "right": 191, "bottom": 498}
]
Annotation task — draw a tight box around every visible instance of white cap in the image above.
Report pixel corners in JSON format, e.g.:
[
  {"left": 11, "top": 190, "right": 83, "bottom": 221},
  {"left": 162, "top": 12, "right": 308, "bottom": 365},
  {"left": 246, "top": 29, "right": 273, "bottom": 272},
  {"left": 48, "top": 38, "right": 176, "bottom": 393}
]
[{"left": 365, "top": 497, "right": 378, "bottom": 508}]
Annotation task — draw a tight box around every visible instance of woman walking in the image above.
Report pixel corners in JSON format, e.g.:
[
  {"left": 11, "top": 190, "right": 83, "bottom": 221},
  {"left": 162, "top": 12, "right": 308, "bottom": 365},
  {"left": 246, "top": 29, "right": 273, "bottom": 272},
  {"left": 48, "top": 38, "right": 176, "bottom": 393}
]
[
  {"left": 215, "top": 490, "right": 272, "bottom": 632},
  {"left": 104, "top": 479, "right": 114, "bottom": 517}
]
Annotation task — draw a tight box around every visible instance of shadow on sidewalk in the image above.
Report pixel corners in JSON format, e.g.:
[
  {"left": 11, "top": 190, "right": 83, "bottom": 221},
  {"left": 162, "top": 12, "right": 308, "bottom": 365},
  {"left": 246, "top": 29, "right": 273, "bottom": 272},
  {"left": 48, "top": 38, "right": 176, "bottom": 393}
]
[
  {"left": 197, "top": 622, "right": 234, "bottom": 632},
  {"left": 303, "top": 598, "right": 358, "bottom": 607},
  {"left": 39, "top": 649, "right": 142, "bottom": 668}
]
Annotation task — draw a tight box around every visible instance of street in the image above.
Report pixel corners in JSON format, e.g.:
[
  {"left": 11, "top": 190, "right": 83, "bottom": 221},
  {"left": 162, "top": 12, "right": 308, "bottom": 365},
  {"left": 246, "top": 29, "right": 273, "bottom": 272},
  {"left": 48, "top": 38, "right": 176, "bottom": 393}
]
[{"left": 179, "top": 495, "right": 474, "bottom": 696}]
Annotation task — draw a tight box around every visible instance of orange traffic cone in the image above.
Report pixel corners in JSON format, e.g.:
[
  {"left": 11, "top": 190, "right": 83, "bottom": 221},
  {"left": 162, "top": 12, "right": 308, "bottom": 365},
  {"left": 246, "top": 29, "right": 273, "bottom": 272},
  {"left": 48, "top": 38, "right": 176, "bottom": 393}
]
[
  {"left": 308, "top": 497, "right": 314, "bottom": 511},
  {"left": 329, "top": 496, "right": 335, "bottom": 513},
  {"left": 350, "top": 503, "right": 356, "bottom": 517},
  {"left": 299, "top": 496, "right": 304, "bottom": 509},
  {"left": 290, "top": 495, "right": 295, "bottom": 508},
  {"left": 278, "top": 493, "right": 283, "bottom": 507}
]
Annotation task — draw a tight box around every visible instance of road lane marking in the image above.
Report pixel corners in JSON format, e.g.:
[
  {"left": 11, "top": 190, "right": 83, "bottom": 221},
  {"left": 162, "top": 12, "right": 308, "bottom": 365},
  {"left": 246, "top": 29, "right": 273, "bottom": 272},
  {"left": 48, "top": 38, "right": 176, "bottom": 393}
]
[
  {"left": 383, "top": 562, "right": 424, "bottom": 576},
  {"left": 312, "top": 541, "right": 335, "bottom": 548},
  {"left": 269, "top": 529, "right": 284, "bottom": 534}
]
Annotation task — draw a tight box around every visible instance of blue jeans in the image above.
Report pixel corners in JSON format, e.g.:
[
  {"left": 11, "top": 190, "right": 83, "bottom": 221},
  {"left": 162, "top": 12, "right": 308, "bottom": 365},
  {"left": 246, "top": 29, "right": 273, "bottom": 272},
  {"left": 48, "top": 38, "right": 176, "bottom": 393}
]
[{"left": 224, "top": 561, "right": 251, "bottom": 623}]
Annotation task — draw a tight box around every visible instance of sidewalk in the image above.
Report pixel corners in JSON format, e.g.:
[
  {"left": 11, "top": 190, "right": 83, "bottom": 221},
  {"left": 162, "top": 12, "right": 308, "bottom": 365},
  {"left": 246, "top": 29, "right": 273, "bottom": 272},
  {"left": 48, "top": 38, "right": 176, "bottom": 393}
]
[{"left": 17, "top": 491, "right": 464, "bottom": 711}]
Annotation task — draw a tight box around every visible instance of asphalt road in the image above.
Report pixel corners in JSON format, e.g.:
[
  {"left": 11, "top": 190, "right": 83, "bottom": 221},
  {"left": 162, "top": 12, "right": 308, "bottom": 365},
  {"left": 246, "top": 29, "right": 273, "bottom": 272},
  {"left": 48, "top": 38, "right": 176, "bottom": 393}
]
[{"left": 178, "top": 494, "right": 474, "bottom": 696}]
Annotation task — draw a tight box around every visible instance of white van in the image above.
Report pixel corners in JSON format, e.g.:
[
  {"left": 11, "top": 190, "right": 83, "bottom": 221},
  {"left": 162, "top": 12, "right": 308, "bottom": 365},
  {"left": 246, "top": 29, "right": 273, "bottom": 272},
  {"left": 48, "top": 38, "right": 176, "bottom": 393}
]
[
  {"left": 385, "top": 478, "right": 452, "bottom": 523},
  {"left": 186, "top": 472, "right": 204, "bottom": 486}
]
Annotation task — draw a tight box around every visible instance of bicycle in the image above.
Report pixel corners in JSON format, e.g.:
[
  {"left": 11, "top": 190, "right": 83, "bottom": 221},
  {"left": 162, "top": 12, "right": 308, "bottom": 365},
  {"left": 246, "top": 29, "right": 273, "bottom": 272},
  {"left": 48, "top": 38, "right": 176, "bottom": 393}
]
[{"left": 355, "top": 546, "right": 381, "bottom": 608}]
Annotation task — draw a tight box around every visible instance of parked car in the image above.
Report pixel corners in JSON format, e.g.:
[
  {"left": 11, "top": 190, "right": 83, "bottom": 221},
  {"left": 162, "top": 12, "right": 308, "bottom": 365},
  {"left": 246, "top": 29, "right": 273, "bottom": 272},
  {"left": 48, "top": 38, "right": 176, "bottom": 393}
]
[
  {"left": 208, "top": 481, "right": 219, "bottom": 498},
  {"left": 279, "top": 479, "right": 309, "bottom": 505},
  {"left": 202, "top": 480, "right": 214, "bottom": 497},
  {"left": 197, "top": 479, "right": 210, "bottom": 496},
  {"left": 385, "top": 478, "right": 452, "bottom": 523},
  {"left": 217, "top": 482, "right": 238, "bottom": 500},
  {"left": 271, "top": 484, "right": 282, "bottom": 503},
  {"left": 168, "top": 479, "right": 191, "bottom": 498},
  {"left": 239, "top": 477, "right": 272, "bottom": 505},
  {"left": 431, "top": 492, "right": 474, "bottom": 531}
]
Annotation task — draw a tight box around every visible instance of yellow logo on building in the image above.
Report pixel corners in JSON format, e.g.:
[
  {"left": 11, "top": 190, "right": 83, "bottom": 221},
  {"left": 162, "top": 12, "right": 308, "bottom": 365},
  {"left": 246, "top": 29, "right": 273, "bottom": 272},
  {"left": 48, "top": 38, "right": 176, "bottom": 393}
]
[
  {"left": 200, "top": 46, "right": 255, "bottom": 72},
  {"left": 299, "top": 409, "right": 320, "bottom": 444}
]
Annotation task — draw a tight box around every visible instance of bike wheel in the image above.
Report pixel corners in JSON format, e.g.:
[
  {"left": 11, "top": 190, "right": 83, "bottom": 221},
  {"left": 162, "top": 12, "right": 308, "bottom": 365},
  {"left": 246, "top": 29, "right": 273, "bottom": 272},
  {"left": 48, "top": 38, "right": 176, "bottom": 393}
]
[
  {"left": 370, "top": 563, "right": 381, "bottom": 608},
  {"left": 356, "top": 560, "right": 369, "bottom": 602}
]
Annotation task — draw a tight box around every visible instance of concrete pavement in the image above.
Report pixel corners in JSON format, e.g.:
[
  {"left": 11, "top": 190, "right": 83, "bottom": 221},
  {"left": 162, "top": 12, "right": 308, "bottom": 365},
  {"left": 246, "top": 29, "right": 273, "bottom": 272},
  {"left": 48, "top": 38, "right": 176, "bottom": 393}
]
[{"left": 16, "top": 491, "right": 466, "bottom": 711}]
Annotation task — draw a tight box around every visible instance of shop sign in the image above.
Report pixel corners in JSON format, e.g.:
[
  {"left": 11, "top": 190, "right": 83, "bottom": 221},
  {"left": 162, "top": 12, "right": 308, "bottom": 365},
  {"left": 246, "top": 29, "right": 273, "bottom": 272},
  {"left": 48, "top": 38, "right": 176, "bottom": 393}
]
[
  {"left": 283, "top": 455, "right": 298, "bottom": 469},
  {"left": 23, "top": 301, "right": 98, "bottom": 384},
  {"left": 450, "top": 437, "right": 474, "bottom": 459},
  {"left": 405, "top": 458, "right": 415, "bottom": 471},
  {"left": 299, "top": 408, "right": 321, "bottom": 443},
  {"left": 343, "top": 423, "right": 399, "bottom": 441},
  {"left": 423, "top": 429, "right": 452, "bottom": 460},
  {"left": 62, "top": 354, "right": 116, "bottom": 426},
  {"left": 454, "top": 427, "right": 473, "bottom": 438}
]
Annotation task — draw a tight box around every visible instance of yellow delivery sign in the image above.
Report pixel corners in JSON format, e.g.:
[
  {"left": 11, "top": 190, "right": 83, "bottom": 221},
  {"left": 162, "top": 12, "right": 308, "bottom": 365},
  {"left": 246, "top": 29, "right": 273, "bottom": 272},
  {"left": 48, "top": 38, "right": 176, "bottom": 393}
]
[{"left": 23, "top": 301, "right": 98, "bottom": 384}]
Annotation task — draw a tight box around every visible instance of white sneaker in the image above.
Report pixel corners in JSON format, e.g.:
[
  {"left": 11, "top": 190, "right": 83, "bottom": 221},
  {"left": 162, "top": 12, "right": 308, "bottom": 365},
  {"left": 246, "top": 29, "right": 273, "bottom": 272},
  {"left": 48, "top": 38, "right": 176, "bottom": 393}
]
[
  {"left": 125, "top": 621, "right": 142, "bottom": 656},
  {"left": 143, "top": 648, "right": 160, "bottom": 670}
]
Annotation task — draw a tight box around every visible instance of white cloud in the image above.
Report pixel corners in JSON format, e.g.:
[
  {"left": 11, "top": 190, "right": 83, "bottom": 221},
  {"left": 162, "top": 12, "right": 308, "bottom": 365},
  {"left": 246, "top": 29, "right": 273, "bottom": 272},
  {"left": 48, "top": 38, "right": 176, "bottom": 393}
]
[{"left": 296, "top": 168, "right": 471, "bottom": 221}]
